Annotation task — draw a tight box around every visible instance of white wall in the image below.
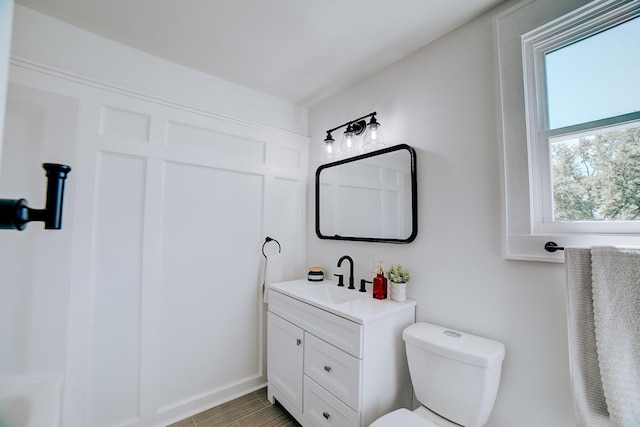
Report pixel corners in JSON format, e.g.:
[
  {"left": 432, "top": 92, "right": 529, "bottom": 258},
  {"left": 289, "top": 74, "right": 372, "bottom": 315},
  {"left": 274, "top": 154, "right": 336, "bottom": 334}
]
[
  {"left": 0, "top": 0, "right": 14, "bottom": 162},
  {"left": 307, "top": 2, "right": 575, "bottom": 426},
  {"left": 4, "top": 5, "right": 309, "bottom": 427}
]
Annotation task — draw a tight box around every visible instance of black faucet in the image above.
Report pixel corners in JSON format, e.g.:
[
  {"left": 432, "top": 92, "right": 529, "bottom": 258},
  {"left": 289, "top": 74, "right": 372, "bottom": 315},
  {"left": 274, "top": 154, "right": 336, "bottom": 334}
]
[{"left": 337, "top": 255, "right": 355, "bottom": 289}]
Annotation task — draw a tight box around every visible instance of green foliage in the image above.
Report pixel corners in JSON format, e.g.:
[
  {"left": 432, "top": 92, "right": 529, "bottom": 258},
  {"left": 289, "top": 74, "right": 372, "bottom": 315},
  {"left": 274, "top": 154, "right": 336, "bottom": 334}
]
[
  {"left": 385, "top": 264, "right": 411, "bottom": 283},
  {"left": 550, "top": 127, "right": 640, "bottom": 221}
]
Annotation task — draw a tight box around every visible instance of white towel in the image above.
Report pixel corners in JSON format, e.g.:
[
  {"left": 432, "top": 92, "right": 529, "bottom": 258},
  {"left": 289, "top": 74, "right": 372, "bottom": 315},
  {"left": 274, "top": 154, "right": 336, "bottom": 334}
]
[
  {"left": 262, "top": 252, "right": 283, "bottom": 304},
  {"left": 565, "top": 248, "right": 612, "bottom": 427},
  {"left": 591, "top": 247, "right": 640, "bottom": 427}
]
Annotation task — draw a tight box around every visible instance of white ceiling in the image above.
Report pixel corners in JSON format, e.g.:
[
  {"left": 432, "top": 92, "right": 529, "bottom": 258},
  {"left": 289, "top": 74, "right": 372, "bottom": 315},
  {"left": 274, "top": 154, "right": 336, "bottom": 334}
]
[{"left": 15, "top": 0, "right": 504, "bottom": 107}]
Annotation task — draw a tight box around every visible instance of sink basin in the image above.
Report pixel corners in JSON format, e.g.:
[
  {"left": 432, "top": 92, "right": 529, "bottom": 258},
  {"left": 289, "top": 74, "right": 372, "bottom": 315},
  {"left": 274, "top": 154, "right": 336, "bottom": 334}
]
[
  {"left": 296, "top": 285, "right": 364, "bottom": 305},
  {"left": 268, "top": 279, "right": 416, "bottom": 324}
]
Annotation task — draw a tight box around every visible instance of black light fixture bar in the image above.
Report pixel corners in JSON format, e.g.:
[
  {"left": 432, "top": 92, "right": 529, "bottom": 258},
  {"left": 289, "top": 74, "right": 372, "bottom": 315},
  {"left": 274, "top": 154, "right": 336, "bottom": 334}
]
[{"left": 326, "top": 111, "right": 377, "bottom": 135}]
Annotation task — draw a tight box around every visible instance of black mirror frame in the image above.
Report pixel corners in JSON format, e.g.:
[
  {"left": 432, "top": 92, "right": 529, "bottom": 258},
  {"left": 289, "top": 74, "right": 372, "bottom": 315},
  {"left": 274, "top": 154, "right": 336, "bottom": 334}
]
[{"left": 315, "top": 143, "right": 418, "bottom": 244}]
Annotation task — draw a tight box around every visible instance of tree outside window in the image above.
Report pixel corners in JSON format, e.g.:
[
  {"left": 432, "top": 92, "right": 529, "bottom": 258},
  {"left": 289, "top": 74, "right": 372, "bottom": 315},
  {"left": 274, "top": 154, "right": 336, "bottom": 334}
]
[{"left": 551, "top": 125, "right": 640, "bottom": 221}]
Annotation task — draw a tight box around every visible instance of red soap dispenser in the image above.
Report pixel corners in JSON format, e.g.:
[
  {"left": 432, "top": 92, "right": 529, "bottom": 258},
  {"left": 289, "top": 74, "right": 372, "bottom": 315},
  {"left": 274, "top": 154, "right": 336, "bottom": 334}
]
[{"left": 373, "top": 263, "right": 387, "bottom": 300}]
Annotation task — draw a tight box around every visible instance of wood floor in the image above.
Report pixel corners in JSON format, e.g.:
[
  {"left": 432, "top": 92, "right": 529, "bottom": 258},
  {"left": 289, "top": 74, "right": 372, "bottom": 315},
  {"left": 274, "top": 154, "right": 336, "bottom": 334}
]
[{"left": 167, "top": 387, "right": 301, "bottom": 427}]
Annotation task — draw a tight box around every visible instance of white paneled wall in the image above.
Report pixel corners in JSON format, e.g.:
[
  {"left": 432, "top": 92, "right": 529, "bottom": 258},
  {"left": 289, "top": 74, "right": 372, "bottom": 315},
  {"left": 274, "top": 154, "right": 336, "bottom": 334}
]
[
  {"left": 157, "top": 163, "right": 264, "bottom": 411},
  {"left": 89, "top": 153, "right": 146, "bottom": 426},
  {"left": 5, "top": 57, "right": 308, "bottom": 427}
]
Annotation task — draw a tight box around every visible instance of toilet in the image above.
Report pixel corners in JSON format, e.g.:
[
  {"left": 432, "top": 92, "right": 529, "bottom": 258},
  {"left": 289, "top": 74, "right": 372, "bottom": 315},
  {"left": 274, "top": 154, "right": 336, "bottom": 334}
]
[{"left": 371, "top": 322, "right": 505, "bottom": 427}]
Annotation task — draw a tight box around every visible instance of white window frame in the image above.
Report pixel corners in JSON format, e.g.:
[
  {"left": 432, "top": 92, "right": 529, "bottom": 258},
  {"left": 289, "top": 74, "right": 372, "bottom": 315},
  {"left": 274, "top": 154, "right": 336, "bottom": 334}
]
[{"left": 495, "top": 0, "right": 640, "bottom": 262}]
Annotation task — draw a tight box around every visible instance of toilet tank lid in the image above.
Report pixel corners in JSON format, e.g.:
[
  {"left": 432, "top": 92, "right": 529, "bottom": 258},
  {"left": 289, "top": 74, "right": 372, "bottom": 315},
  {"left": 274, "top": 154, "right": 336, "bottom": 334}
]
[{"left": 403, "top": 322, "right": 505, "bottom": 367}]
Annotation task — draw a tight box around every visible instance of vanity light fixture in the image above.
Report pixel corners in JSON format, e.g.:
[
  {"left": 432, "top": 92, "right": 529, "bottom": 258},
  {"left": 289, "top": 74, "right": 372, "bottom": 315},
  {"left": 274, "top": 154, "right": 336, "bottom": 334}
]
[{"left": 323, "top": 112, "right": 385, "bottom": 160}]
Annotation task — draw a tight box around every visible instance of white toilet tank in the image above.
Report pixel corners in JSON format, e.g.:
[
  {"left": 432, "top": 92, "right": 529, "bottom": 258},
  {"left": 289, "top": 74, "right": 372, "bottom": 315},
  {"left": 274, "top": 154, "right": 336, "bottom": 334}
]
[{"left": 403, "top": 323, "right": 505, "bottom": 427}]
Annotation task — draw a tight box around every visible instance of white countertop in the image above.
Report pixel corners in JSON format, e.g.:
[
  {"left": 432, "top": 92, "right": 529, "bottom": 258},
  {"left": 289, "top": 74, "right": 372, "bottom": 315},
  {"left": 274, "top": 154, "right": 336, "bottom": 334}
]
[{"left": 268, "top": 279, "right": 416, "bottom": 324}]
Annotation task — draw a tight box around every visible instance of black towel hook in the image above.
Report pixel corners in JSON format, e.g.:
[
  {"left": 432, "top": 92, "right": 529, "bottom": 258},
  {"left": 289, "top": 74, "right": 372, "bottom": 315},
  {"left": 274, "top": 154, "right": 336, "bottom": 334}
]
[{"left": 262, "top": 237, "right": 281, "bottom": 258}]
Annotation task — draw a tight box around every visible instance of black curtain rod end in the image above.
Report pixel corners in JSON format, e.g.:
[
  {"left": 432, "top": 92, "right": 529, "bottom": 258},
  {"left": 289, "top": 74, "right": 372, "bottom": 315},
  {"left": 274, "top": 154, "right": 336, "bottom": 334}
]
[{"left": 544, "top": 241, "right": 565, "bottom": 252}]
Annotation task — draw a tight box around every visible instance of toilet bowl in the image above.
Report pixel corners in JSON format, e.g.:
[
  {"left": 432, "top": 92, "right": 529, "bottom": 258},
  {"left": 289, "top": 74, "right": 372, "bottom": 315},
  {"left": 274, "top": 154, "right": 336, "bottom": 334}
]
[
  {"left": 370, "top": 406, "right": 461, "bottom": 427},
  {"left": 370, "top": 322, "right": 505, "bottom": 427}
]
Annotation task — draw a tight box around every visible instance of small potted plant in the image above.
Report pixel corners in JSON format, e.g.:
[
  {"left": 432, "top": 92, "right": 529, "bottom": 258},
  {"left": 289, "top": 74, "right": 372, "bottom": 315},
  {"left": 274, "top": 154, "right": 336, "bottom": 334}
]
[{"left": 386, "top": 264, "right": 411, "bottom": 302}]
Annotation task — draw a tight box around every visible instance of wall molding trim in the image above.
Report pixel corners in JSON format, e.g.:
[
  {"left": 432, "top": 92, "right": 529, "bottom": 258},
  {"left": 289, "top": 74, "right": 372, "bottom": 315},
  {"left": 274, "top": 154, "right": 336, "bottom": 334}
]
[{"left": 10, "top": 55, "right": 310, "bottom": 144}]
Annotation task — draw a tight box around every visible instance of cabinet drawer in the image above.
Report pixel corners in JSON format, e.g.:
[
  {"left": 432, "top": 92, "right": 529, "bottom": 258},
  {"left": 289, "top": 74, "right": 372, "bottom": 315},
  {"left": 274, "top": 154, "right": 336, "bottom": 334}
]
[
  {"left": 269, "top": 290, "right": 363, "bottom": 357},
  {"left": 304, "top": 333, "right": 361, "bottom": 411},
  {"left": 304, "top": 375, "right": 360, "bottom": 427}
]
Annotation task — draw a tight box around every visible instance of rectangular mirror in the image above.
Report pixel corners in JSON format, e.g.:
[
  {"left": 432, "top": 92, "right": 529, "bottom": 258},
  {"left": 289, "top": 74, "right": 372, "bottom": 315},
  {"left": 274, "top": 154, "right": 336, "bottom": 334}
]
[{"left": 315, "top": 144, "right": 417, "bottom": 243}]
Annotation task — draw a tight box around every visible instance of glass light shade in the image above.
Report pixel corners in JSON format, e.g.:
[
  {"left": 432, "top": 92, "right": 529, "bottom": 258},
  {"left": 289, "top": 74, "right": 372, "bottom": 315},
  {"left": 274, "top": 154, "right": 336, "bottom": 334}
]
[
  {"left": 338, "top": 128, "right": 357, "bottom": 159},
  {"left": 359, "top": 123, "right": 385, "bottom": 153},
  {"left": 322, "top": 138, "right": 335, "bottom": 161}
]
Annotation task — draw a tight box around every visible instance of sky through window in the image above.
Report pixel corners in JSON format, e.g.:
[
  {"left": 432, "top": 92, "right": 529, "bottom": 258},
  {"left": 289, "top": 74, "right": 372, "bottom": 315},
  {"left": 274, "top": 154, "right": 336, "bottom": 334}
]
[{"left": 545, "top": 16, "right": 640, "bottom": 130}]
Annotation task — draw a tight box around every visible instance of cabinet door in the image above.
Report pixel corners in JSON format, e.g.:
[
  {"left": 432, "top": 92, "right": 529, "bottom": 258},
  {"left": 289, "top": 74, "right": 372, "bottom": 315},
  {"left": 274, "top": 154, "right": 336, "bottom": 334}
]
[{"left": 267, "top": 311, "right": 304, "bottom": 412}]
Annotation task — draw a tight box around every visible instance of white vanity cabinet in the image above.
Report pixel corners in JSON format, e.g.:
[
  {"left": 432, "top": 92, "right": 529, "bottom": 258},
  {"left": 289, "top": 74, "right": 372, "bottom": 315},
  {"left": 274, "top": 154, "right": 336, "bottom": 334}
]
[{"left": 267, "top": 280, "right": 416, "bottom": 427}]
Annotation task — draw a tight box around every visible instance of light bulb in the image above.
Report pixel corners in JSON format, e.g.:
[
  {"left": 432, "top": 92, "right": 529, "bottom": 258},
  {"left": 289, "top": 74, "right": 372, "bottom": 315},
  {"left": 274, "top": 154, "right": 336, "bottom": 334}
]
[
  {"left": 324, "top": 131, "right": 335, "bottom": 157},
  {"left": 370, "top": 125, "right": 378, "bottom": 140},
  {"left": 344, "top": 123, "right": 355, "bottom": 149}
]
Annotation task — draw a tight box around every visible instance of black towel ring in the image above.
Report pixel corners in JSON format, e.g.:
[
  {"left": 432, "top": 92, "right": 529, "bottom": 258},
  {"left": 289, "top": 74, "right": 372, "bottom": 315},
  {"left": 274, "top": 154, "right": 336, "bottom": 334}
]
[{"left": 262, "top": 237, "right": 281, "bottom": 258}]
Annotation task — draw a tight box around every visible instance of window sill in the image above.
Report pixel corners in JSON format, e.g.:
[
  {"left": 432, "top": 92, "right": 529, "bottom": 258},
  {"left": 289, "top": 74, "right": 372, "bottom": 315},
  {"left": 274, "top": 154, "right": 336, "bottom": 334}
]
[{"left": 505, "top": 233, "right": 640, "bottom": 263}]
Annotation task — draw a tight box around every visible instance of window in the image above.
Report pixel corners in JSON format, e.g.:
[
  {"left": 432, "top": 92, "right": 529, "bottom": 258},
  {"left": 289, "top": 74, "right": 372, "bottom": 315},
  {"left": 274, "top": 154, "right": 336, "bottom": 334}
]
[
  {"left": 495, "top": 0, "right": 640, "bottom": 261},
  {"left": 524, "top": 3, "right": 640, "bottom": 234}
]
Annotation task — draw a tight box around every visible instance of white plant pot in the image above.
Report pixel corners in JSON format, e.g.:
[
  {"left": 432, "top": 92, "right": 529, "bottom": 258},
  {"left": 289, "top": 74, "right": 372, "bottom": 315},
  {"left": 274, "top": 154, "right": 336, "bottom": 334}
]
[{"left": 390, "top": 281, "right": 407, "bottom": 302}]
